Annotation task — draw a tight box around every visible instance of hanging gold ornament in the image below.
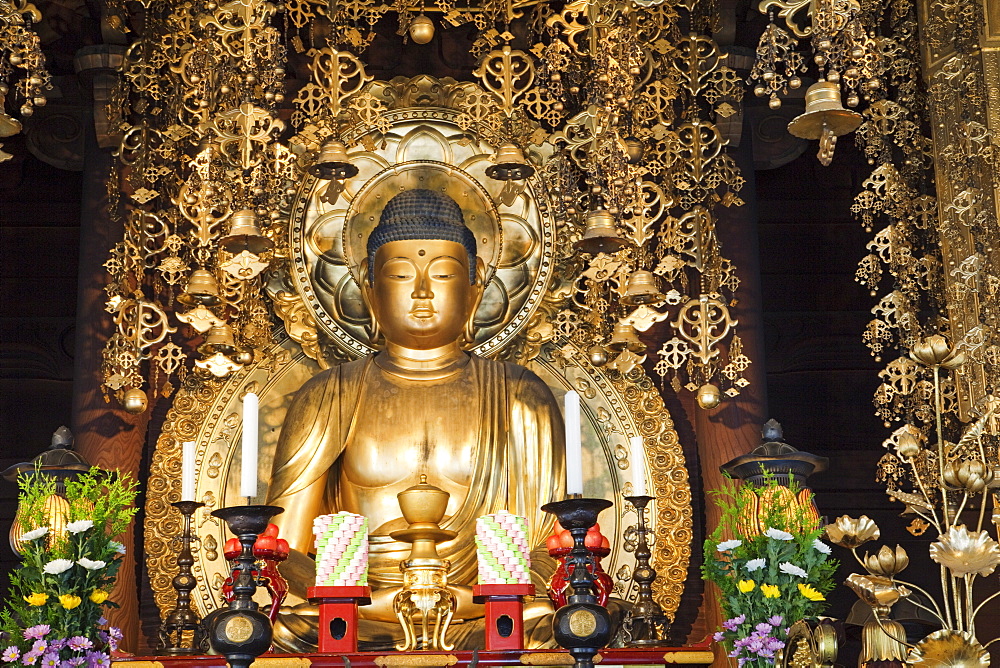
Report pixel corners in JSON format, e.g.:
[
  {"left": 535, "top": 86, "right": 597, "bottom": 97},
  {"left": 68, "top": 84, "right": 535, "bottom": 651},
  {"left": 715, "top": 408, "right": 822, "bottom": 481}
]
[{"left": 787, "top": 81, "right": 862, "bottom": 166}]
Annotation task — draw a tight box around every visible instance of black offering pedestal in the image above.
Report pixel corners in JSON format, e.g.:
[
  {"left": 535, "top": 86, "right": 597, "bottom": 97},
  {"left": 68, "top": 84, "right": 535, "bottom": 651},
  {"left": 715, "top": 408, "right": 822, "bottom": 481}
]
[
  {"left": 207, "top": 505, "right": 283, "bottom": 668},
  {"left": 541, "top": 497, "right": 613, "bottom": 668}
]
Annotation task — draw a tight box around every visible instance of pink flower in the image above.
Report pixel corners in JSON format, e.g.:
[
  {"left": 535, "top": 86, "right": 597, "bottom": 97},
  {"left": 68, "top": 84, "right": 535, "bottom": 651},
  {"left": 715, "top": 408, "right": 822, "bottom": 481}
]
[{"left": 23, "top": 626, "right": 50, "bottom": 641}]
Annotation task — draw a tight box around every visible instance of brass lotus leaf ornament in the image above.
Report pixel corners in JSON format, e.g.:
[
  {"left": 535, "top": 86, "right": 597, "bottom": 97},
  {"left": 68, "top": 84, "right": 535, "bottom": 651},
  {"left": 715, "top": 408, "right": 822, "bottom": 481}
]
[
  {"left": 824, "top": 515, "right": 880, "bottom": 549},
  {"left": 909, "top": 334, "right": 966, "bottom": 369},
  {"left": 907, "top": 630, "right": 989, "bottom": 667},
  {"left": 942, "top": 460, "right": 993, "bottom": 495},
  {"left": 862, "top": 544, "right": 909, "bottom": 577},
  {"left": 929, "top": 525, "right": 1000, "bottom": 577},
  {"left": 845, "top": 573, "right": 909, "bottom": 608}
]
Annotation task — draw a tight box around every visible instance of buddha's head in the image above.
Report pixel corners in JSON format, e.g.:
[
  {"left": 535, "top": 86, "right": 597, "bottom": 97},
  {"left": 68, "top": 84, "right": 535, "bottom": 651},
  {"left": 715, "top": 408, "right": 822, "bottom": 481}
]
[{"left": 361, "top": 189, "right": 486, "bottom": 350}]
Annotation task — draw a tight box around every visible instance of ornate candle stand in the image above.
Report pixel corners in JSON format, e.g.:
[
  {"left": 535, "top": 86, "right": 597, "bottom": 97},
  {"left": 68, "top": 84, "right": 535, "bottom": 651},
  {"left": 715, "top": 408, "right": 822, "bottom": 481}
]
[
  {"left": 621, "top": 495, "right": 670, "bottom": 646},
  {"left": 158, "top": 501, "right": 210, "bottom": 655},
  {"left": 207, "top": 505, "right": 283, "bottom": 668},
  {"left": 541, "top": 497, "right": 613, "bottom": 668}
]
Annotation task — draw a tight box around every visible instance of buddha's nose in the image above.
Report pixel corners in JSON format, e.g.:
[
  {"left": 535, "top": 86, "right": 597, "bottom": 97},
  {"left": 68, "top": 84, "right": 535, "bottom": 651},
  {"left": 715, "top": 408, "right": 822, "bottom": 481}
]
[{"left": 412, "top": 273, "right": 432, "bottom": 299}]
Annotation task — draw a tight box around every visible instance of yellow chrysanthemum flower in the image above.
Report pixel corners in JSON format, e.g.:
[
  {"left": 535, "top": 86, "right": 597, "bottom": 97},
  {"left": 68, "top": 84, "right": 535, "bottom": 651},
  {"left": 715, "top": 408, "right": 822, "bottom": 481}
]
[
  {"left": 798, "top": 583, "right": 826, "bottom": 601},
  {"left": 737, "top": 579, "right": 756, "bottom": 593},
  {"left": 760, "top": 584, "right": 781, "bottom": 598},
  {"left": 23, "top": 593, "right": 48, "bottom": 606},
  {"left": 59, "top": 594, "right": 82, "bottom": 610},
  {"left": 89, "top": 590, "right": 109, "bottom": 604}
]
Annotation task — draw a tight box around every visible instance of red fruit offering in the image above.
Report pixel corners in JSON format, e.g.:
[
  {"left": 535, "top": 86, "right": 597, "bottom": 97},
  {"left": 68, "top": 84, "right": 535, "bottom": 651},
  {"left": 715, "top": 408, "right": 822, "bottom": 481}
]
[
  {"left": 546, "top": 534, "right": 561, "bottom": 552},
  {"left": 262, "top": 523, "right": 280, "bottom": 538},
  {"left": 254, "top": 534, "right": 277, "bottom": 556},
  {"left": 275, "top": 538, "right": 290, "bottom": 559},
  {"left": 584, "top": 531, "right": 603, "bottom": 549},
  {"left": 600, "top": 536, "right": 610, "bottom": 549},
  {"left": 223, "top": 537, "right": 241, "bottom": 560},
  {"left": 558, "top": 529, "right": 574, "bottom": 548}
]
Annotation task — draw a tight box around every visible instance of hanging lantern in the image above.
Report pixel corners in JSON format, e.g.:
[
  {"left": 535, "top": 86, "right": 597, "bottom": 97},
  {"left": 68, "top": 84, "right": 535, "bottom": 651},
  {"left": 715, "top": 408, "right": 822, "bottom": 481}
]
[
  {"left": 219, "top": 209, "right": 274, "bottom": 256},
  {"left": 574, "top": 209, "right": 629, "bottom": 255},
  {"left": 787, "top": 81, "right": 862, "bottom": 166},
  {"left": 308, "top": 139, "right": 358, "bottom": 180},
  {"left": 486, "top": 142, "right": 535, "bottom": 181},
  {"left": 2, "top": 426, "right": 92, "bottom": 555},
  {"left": 607, "top": 321, "right": 644, "bottom": 353},
  {"left": 622, "top": 270, "right": 665, "bottom": 306},
  {"left": 178, "top": 269, "right": 221, "bottom": 306}
]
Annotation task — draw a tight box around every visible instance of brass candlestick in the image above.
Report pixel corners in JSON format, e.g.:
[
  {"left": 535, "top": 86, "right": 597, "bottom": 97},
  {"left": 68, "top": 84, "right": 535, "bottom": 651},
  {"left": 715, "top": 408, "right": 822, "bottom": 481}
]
[
  {"left": 621, "top": 495, "right": 670, "bottom": 646},
  {"left": 390, "top": 475, "right": 458, "bottom": 651},
  {"left": 158, "top": 501, "right": 210, "bottom": 655}
]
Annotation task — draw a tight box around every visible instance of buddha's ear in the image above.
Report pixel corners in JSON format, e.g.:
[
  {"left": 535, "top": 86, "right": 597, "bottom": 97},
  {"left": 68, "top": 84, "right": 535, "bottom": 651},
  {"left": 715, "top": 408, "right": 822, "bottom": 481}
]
[
  {"left": 359, "top": 258, "right": 382, "bottom": 345},
  {"left": 464, "top": 257, "right": 487, "bottom": 345}
]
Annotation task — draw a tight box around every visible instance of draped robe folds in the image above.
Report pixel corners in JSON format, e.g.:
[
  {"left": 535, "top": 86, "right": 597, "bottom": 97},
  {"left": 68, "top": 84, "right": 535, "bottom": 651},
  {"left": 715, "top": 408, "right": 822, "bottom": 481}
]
[{"left": 266, "top": 353, "right": 565, "bottom": 645}]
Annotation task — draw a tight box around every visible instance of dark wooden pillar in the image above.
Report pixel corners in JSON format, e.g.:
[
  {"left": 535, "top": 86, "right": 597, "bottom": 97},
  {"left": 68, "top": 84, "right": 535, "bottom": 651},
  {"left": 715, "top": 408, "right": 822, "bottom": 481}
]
[{"left": 71, "top": 45, "right": 145, "bottom": 653}]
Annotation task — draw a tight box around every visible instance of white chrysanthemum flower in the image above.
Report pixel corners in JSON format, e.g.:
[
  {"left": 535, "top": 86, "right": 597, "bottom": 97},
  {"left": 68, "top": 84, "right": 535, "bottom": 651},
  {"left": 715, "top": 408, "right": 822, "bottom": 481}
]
[
  {"left": 764, "top": 527, "right": 793, "bottom": 541},
  {"left": 716, "top": 539, "right": 742, "bottom": 551},
  {"left": 813, "top": 539, "right": 832, "bottom": 554},
  {"left": 77, "top": 558, "right": 107, "bottom": 571},
  {"left": 66, "top": 520, "right": 94, "bottom": 534},
  {"left": 109, "top": 541, "right": 126, "bottom": 555},
  {"left": 42, "top": 559, "right": 74, "bottom": 575},
  {"left": 20, "top": 527, "right": 49, "bottom": 541},
  {"left": 745, "top": 558, "right": 766, "bottom": 572},
  {"left": 779, "top": 561, "right": 808, "bottom": 578}
]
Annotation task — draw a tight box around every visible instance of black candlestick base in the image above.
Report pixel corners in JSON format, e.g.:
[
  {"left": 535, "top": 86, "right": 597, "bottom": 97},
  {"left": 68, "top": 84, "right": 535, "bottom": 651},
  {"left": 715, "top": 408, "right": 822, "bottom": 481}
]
[
  {"left": 542, "top": 497, "right": 613, "bottom": 668},
  {"left": 159, "top": 501, "right": 210, "bottom": 655},
  {"left": 207, "top": 504, "right": 283, "bottom": 668},
  {"left": 621, "top": 495, "right": 670, "bottom": 647}
]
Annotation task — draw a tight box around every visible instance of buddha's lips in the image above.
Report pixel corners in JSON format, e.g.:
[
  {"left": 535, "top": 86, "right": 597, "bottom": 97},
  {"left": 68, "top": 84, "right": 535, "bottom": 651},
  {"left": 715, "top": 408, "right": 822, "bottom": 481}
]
[{"left": 409, "top": 302, "right": 436, "bottom": 318}]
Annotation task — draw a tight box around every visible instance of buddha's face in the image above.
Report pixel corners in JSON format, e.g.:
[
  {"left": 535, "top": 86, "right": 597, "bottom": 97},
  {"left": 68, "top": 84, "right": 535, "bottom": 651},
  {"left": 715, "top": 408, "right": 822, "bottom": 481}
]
[{"left": 365, "top": 239, "right": 483, "bottom": 350}]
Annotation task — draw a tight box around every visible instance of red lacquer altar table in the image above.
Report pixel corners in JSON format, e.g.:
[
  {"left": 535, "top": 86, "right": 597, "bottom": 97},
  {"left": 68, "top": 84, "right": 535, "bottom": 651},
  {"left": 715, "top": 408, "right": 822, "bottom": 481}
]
[{"left": 111, "top": 645, "right": 715, "bottom": 668}]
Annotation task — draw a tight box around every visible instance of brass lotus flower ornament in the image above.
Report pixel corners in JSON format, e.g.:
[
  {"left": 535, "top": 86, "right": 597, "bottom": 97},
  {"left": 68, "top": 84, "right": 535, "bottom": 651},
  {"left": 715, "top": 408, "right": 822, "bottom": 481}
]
[
  {"left": 863, "top": 544, "right": 909, "bottom": 577},
  {"left": 928, "top": 525, "right": 1000, "bottom": 577},
  {"left": 909, "top": 334, "right": 966, "bottom": 369},
  {"left": 892, "top": 424, "right": 924, "bottom": 461},
  {"left": 942, "top": 460, "right": 993, "bottom": 495},
  {"left": 824, "top": 515, "right": 880, "bottom": 549},
  {"left": 845, "top": 573, "right": 909, "bottom": 608},
  {"left": 907, "top": 630, "right": 989, "bottom": 667}
]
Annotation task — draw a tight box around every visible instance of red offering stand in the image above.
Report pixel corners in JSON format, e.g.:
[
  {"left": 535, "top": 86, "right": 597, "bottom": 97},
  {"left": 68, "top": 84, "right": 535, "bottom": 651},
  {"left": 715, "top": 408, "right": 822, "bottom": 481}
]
[
  {"left": 472, "top": 583, "right": 536, "bottom": 651},
  {"left": 307, "top": 585, "right": 372, "bottom": 653}
]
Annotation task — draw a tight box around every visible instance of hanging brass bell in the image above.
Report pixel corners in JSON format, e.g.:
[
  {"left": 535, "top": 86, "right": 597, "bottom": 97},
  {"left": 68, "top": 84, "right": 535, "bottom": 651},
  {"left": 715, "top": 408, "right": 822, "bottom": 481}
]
[
  {"left": 219, "top": 209, "right": 274, "bottom": 255},
  {"left": 588, "top": 344, "right": 609, "bottom": 367},
  {"left": 622, "top": 269, "right": 664, "bottom": 306},
  {"left": 486, "top": 142, "right": 535, "bottom": 181},
  {"left": 178, "top": 268, "right": 221, "bottom": 306},
  {"left": 787, "top": 81, "right": 862, "bottom": 166},
  {"left": 308, "top": 138, "right": 358, "bottom": 180},
  {"left": 622, "top": 136, "right": 644, "bottom": 164},
  {"left": 607, "top": 321, "right": 644, "bottom": 353},
  {"left": 409, "top": 13, "right": 435, "bottom": 44},
  {"left": 574, "top": 209, "right": 629, "bottom": 255},
  {"left": 122, "top": 388, "right": 148, "bottom": 414},
  {"left": 696, "top": 383, "right": 722, "bottom": 410},
  {"left": 198, "top": 323, "right": 238, "bottom": 355}
]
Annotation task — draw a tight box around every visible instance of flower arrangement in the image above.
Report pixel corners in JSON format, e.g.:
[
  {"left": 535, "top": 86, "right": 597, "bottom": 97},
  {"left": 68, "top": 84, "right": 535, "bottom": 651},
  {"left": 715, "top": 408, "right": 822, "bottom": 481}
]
[
  {"left": 0, "top": 467, "right": 138, "bottom": 667},
  {"left": 702, "top": 476, "right": 837, "bottom": 667}
]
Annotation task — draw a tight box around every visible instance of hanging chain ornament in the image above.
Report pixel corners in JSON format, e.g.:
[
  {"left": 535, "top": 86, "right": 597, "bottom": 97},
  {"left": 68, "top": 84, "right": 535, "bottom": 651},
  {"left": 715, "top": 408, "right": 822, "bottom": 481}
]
[{"left": 0, "top": 0, "right": 51, "bottom": 160}]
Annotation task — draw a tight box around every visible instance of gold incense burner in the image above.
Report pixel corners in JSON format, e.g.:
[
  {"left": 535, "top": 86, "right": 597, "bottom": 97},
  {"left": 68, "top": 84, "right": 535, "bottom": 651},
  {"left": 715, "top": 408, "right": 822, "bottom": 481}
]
[{"left": 390, "top": 475, "right": 458, "bottom": 651}]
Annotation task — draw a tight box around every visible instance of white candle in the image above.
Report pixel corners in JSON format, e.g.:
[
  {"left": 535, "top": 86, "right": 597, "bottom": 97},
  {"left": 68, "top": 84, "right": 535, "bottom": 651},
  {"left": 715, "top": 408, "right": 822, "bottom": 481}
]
[
  {"left": 241, "top": 392, "right": 259, "bottom": 499},
  {"left": 564, "top": 390, "right": 584, "bottom": 496},
  {"left": 181, "top": 441, "right": 196, "bottom": 502},
  {"left": 630, "top": 436, "right": 647, "bottom": 497}
]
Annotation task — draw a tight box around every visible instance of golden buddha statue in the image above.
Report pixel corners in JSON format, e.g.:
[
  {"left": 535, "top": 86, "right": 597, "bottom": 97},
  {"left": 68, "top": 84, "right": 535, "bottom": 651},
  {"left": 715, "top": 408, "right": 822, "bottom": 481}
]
[{"left": 266, "top": 189, "right": 565, "bottom": 651}]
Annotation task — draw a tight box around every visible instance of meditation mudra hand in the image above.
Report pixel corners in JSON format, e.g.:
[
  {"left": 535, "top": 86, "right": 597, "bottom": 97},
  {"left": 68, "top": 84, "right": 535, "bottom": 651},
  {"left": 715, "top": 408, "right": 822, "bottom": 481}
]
[{"left": 265, "top": 189, "right": 565, "bottom": 651}]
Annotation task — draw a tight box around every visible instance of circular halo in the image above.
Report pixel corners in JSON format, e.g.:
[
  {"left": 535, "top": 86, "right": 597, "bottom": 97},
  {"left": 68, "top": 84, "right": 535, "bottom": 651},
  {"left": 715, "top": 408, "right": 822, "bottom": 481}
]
[{"left": 342, "top": 161, "right": 503, "bottom": 287}]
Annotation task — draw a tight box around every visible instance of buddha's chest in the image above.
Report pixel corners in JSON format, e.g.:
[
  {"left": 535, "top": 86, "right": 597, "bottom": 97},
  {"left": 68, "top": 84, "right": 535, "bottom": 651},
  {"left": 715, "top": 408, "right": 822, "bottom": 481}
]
[{"left": 339, "top": 371, "right": 480, "bottom": 491}]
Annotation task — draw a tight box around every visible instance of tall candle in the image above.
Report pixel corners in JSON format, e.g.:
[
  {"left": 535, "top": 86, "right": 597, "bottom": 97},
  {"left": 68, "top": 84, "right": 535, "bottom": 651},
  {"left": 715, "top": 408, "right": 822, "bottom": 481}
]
[
  {"left": 241, "top": 392, "right": 259, "bottom": 499},
  {"left": 564, "top": 390, "right": 583, "bottom": 496},
  {"left": 629, "top": 436, "right": 647, "bottom": 497},
  {"left": 181, "top": 441, "right": 196, "bottom": 502}
]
